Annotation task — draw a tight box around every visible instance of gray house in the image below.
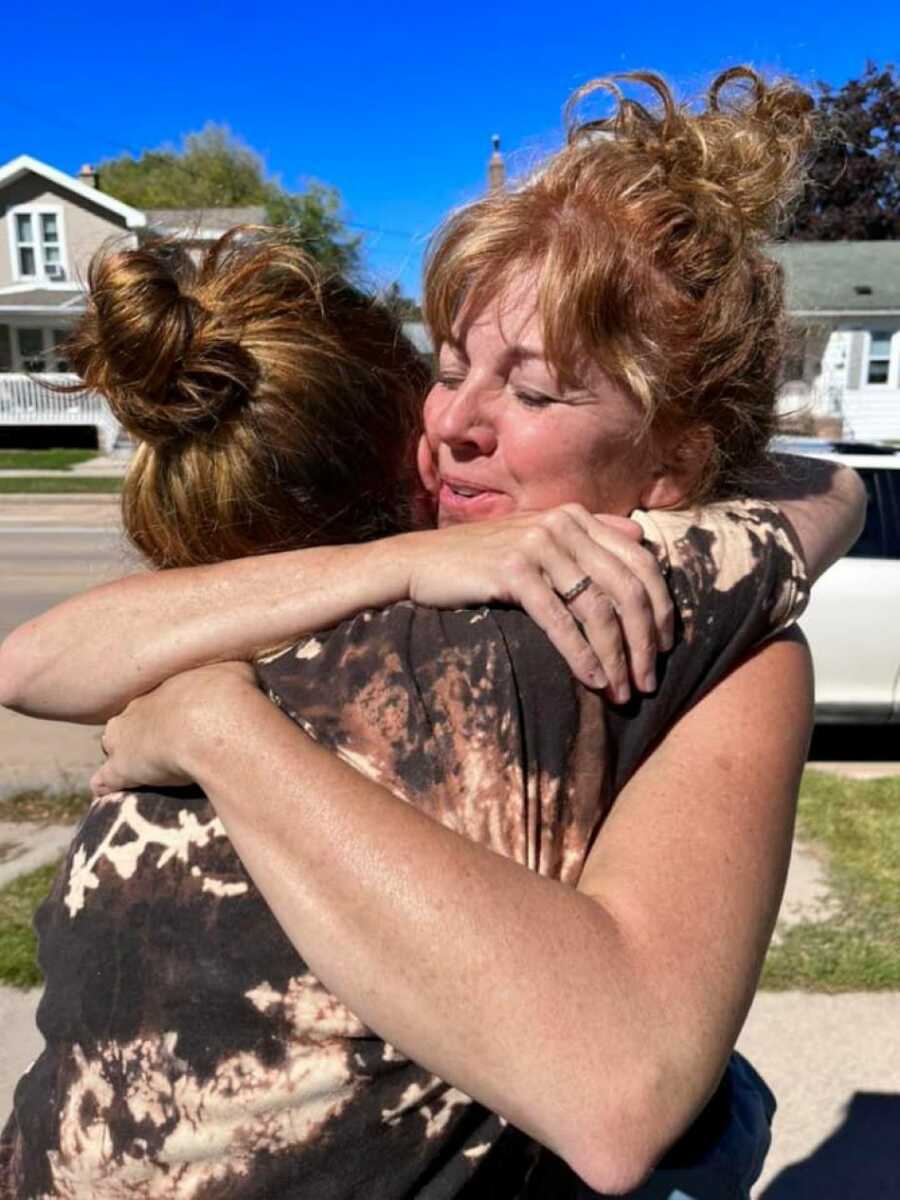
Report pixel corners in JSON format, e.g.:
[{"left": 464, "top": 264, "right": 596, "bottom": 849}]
[{"left": 771, "top": 241, "right": 900, "bottom": 441}]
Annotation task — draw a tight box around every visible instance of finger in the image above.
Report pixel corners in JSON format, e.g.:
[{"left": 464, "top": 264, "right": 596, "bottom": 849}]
[
  {"left": 528, "top": 514, "right": 652, "bottom": 696},
  {"left": 508, "top": 562, "right": 606, "bottom": 689},
  {"left": 540, "top": 525, "right": 657, "bottom": 694},
  {"left": 90, "top": 765, "right": 117, "bottom": 797},
  {"left": 589, "top": 513, "right": 645, "bottom": 541},
  {"left": 567, "top": 586, "right": 632, "bottom": 704},
  {"left": 569, "top": 512, "right": 675, "bottom": 654}
]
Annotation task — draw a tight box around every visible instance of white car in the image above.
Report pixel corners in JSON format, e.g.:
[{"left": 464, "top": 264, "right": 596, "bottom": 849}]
[{"left": 780, "top": 438, "right": 900, "bottom": 723}]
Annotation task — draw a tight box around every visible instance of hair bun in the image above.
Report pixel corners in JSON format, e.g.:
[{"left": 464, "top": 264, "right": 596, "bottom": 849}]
[
  {"left": 567, "top": 66, "right": 816, "bottom": 238},
  {"left": 69, "top": 242, "right": 257, "bottom": 443}
]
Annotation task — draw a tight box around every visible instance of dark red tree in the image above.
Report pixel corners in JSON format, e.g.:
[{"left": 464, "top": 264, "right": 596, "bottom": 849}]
[{"left": 790, "top": 62, "right": 899, "bottom": 240}]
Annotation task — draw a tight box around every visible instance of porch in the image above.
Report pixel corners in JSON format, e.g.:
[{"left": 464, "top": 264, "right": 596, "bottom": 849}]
[{"left": 0, "top": 374, "right": 121, "bottom": 453}]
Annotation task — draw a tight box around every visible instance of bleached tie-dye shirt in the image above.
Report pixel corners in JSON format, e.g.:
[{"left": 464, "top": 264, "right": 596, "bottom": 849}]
[{"left": 1, "top": 502, "right": 807, "bottom": 1199}]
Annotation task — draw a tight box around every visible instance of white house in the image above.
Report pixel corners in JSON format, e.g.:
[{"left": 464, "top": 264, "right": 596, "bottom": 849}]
[
  {"left": 0, "top": 153, "right": 264, "bottom": 450},
  {"left": 771, "top": 241, "right": 900, "bottom": 442}
]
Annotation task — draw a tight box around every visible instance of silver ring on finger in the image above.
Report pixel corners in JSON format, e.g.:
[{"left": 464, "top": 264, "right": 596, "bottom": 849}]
[{"left": 559, "top": 575, "right": 592, "bottom": 604}]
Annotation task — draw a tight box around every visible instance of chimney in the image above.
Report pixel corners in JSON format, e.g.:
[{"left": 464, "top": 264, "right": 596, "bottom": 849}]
[
  {"left": 77, "top": 163, "right": 97, "bottom": 189},
  {"left": 488, "top": 135, "right": 505, "bottom": 192}
]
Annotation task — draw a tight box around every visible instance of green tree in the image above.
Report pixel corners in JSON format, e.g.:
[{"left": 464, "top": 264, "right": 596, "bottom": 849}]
[
  {"left": 98, "top": 125, "right": 361, "bottom": 275},
  {"left": 380, "top": 282, "right": 423, "bottom": 322},
  {"left": 265, "top": 181, "right": 361, "bottom": 277},
  {"left": 791, "top": 62, "right": 900, "bottom": 240}
]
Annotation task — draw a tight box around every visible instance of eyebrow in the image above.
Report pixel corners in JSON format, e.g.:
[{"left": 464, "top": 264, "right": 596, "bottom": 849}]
[{"left": 441, "top": 340, "right": 546, "bottom": 363}]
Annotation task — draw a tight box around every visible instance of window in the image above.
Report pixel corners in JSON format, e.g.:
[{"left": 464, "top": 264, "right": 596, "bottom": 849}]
[
  {"left": 13, "top": 327, "right": 71, "bottom": 372},
  {"left": 9, "top": 207, "right": 67, "bottom": 281},
  {"left": 16, "top": 328, "right": 45, "bottom": 371},
  {"left": 846, "top": 468, "right": 900, "bottom": 560},
  {"left": 866, "top": 331, "right": 893, "bottom": 386}
]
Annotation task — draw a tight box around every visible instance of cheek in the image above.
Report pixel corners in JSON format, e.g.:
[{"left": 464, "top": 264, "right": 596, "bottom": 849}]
[
  {"left": 504, "top": 420, "right": 594, "bottom": 495},
  {"left": 422, "top": 387, "right": 445, "bottom": 447},
  {"left": 507, "top": 415, "right": 651, "bottom": 511}
]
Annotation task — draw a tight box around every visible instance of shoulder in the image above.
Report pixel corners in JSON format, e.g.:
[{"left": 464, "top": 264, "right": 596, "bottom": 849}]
[{"left": 634, "top": 500, "right": 809, "bottom": 635}]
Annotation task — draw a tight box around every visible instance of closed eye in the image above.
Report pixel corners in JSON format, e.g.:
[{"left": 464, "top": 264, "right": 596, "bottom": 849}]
[
  {"left": 435, "top": 373, "right": 467, "bottom": 390},
  {"left": 514, "top": 388, "right": 557, "bottom": 409}
]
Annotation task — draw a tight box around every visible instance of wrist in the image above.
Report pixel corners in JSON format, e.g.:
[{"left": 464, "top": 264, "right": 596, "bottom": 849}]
[
  {"left": 364, "top": 531, "right": 425, "bottom": 606},
  {"left": 175, "top": 675, "right": 260, "bottom": 783}
]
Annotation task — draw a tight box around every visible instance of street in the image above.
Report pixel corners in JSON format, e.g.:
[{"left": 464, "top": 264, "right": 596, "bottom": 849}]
[
  {"left": 0, "top": 513, "right": 138, "bottom": 792},
  {"left": 0, "top": 526, "right": 133, "bottom": 640}
]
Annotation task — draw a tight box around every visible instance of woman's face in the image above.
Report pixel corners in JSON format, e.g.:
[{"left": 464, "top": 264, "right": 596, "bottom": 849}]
[{"left": 420, "top": 281, "right": 675, "bottom": 527}]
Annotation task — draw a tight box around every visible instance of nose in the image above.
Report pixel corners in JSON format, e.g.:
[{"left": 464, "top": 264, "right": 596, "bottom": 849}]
[{"left": 429, "top": 380, "right": 498, "bottom": 457}]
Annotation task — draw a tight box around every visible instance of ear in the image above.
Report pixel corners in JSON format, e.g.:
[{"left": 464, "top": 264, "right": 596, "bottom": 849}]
[
  {"left": 638, "top": 426, "right": 714, "bottom": 510},
  {"left": 416, "top": 433, "right": 439, "bottom": 497}
]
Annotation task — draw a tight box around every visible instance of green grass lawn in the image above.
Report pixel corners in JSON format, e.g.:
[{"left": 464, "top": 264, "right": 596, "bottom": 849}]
[
  {"left": 0, "top": 449, "right": 97, "bottom": 471},
  {"left": 0, "top": 863, "right": 59, "bottom": 988},
  {"left": 762, "top": 769, "right": 900, "bottom": 990},
  {"left": 0, "top": 772, "right": 898, "bottom": 990},
  {"left": 0, "top": 476, "right": 122, "bottom": 494},
  {"left": 0, "top": 785, "right": 92, "bottom": 826},
  {"left": 0, "top": 788, "right": 91, "bottom": 988}
]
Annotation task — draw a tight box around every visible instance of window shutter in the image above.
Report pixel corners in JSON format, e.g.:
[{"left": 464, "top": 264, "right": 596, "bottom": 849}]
[{"left": 845, "top": 331, "right": 865, "bottom": 390}]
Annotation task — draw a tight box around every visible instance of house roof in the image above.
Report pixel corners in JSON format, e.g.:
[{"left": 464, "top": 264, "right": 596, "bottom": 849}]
[
  {"left": 0, "top": 155, "right": 146, "bottom": 228},
  {"left": 0, "top": 288, "right": 86, "bottom": 315},
  {"left": 769, "top": 241, "right": 900, "bottom": 314},
  {"left": 144, "top": 206, "right": 268, "bottom": 238}
]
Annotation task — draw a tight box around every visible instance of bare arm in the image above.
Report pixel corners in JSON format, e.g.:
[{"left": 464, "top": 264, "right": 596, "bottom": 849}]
[
  {"left": 94, "top": 632, "right": 812, "bottom": 1193},
  {"left": 0, "top": 512, "right": 674, "bottom": 723},
  {"left": 757, "top": 454, "right": 866, "bottom": 583},
  {"left": 0, "top": 540, "right": 403, "bottom": 724},
  {"left": 0, "top": 453, "right": 855, "bottom": 724}
]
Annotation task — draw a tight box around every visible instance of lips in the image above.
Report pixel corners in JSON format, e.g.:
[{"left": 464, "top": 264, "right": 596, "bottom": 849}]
[{"left": 437, "top": 477, "right": 508, "bottom": 521}]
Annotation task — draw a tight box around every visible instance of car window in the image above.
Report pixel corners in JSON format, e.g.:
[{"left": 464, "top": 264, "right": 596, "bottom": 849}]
[
  {"left": 877, "top": 470, "right": 900, "bottom": 558},
  {"left": 846, "top": 468, "right": 900, "bottom": 559}
]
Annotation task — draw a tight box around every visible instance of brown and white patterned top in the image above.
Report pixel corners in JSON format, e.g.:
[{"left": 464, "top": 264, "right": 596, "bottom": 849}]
[{"left": 1, "top": 501, "right": 807, "bottom": 1199}]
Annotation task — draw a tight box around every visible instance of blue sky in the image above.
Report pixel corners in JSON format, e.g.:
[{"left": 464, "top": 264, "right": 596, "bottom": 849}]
[{"left": 1, "top": 1, "right": 894, "bottom": 297}]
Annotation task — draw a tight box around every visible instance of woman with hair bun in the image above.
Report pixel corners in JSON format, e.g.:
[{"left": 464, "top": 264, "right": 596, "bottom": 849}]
[{"left": 1, "top": 68, "right": 862, "bottom": 1199}]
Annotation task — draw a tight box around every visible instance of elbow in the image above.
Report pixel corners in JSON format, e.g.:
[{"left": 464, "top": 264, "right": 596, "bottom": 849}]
[
  {"left": 568, "top": 1148, "right": 655, "bottom": 1197},
  {"left": 0, "top": 622, "right": 106, "bottom": 723},
  {"left": 557, "top": 1060, "right": 683, "bottom": 1196},
  {"left": 0, "top": 624, "right": 35, "bottom": 712}
]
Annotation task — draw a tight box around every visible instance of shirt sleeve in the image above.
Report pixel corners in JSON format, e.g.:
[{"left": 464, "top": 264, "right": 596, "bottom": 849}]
[
  {"left": 632, "top": 499, "right": 810, "bottom": 637},
  {"left": 606, "top": 499, "right": 811, "bottom": 793}
]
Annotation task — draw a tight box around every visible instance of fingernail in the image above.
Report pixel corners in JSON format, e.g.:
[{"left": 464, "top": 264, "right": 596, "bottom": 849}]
[
  {"left": 642, "top": 670, "right": 657, "bottom": 693},
  {"left": 592, "top": 667, "right": 608, "bottom": 689},
  {"left": 662, "top": 632, "right": 674, "bottom": 653},
  {"left": 614, "top": 683, "right": 630, "bottom": 705}
]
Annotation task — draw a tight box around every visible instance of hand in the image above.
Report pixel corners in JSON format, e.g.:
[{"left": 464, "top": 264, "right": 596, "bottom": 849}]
[
  {"left": 399, "top": 505, "right": 674, "bottom": 701},
  {"left": 91, "top": 661, "right": 258, "bottom": 796}
]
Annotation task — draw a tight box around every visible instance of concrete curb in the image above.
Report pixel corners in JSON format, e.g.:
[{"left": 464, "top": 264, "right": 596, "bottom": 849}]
[{"left": 0, "top": 492, "right": 121, "bottom": 505}]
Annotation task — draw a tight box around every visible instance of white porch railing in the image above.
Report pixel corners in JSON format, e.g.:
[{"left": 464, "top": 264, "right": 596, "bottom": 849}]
[{"left": 0, "top": 373, "right": 121, "bottom": 453}]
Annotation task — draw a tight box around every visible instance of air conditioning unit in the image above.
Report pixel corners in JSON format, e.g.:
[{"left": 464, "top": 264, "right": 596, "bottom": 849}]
[{"left": 45, "top": 264, "right": 66, "bottom": 281}]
